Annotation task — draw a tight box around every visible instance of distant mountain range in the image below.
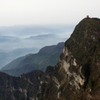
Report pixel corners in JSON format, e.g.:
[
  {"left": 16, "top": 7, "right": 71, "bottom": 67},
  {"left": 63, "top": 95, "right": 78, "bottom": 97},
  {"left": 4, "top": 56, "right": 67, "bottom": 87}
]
[
  {"left": 0, "top": 26, "right": 68, "bottom": 69},
  {"left": 0, "top": 25, "right": 73, "bottom": 37},
  {"left": 0, "top": 36, "right": 20, "bottom": 42},
  {"left": 0, "top": 47, "right": 38, "bottom": 69},
  {"left": 1, "top": 42, "right": 64, "bottom": 76},
  {"left": 0, "top": 33, "right": 67, "bottom": 69},
  {"left": 26, "top": 34, "right": 57, "bottom": 40}
]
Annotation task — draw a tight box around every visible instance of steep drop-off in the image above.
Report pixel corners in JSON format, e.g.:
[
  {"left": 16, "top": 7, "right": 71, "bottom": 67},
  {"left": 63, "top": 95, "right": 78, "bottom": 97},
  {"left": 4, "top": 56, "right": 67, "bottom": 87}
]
[{"left": 36, "top": 17, "right": 100, "bottom": 100}]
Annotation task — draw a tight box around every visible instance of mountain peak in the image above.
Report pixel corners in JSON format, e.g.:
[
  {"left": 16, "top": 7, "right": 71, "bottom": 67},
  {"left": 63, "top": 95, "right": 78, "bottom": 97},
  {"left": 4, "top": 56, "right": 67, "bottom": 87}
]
[
  {"left": 37, "top": 17, "right": 100, "bottom": 100},
  {"left": 65, "top": 17, "right": 100, "bottom": 51}
]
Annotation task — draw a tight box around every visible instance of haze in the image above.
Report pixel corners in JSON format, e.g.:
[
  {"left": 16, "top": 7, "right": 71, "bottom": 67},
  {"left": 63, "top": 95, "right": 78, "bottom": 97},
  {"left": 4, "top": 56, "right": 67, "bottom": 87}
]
[{"left": 0, "top": 0, "right": 100, "bottom": 26}]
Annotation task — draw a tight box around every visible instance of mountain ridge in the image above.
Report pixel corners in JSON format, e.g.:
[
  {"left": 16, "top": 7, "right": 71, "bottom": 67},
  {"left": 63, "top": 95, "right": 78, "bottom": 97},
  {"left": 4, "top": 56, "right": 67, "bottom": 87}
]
[
  {"left": 0, "top": 70, "right": 44, "bottom": 100},
  {"left": 1, "top": 42, "right": 64, "bottom": 76},
  {"left": 36, "top": 17, "right": 100, "bottom": 100}
]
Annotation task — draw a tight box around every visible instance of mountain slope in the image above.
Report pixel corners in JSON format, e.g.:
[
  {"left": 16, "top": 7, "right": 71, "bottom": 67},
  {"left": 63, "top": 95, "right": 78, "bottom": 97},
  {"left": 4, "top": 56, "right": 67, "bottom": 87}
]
[
  {"left": 0, "top": 47, "right": 38, "bottom": 69},
  {"left": 36, "top": 17, "right": 100, "bottom": 100},
  {"left": 0, "top": 70, "right": 44, "bottom": 100},
  {"left": 1, "top": 42, "right": 64, "bottom": 76}
]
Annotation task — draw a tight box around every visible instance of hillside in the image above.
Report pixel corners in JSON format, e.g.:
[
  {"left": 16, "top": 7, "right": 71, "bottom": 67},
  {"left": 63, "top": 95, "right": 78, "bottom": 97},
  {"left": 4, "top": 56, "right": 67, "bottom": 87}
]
[
  {"left": 0, "top": 47, "right": 38, "bottom": 69},
  {"left": 36, "top": 17, "right": 100, "bottom": 100},
  {"left": 0, "top": 70, "right": 44, "bottom": 100},
  {"left": 1, "top": 42, "right": 64, "bottom": 76}
]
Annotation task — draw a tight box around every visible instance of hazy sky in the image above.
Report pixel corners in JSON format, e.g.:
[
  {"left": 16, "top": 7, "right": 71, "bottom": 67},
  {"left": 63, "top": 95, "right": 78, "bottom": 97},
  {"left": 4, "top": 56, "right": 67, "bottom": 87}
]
[{"left": 0, "top": 0, "right": 100, "bottom": 26}]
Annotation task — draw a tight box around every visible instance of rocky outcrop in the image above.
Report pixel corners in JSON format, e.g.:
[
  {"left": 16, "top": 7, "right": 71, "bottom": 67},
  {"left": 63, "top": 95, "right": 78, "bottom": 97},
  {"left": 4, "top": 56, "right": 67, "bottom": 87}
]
[
  {"left": 36, "top": 17, "right": 100, "bottom": 100},
  {"left": 36, "top": 45, "right": 85, "bottom": 100},
  {"left": 57, "top": 46, "right": 85, "bottom": 89}
]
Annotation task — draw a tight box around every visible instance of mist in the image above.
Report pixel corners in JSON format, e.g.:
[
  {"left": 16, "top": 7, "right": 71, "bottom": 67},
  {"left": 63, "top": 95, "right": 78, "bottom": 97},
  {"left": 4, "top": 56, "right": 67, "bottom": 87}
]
[{"left": 0, "top": 25, "right": 74, "bottom": 68}]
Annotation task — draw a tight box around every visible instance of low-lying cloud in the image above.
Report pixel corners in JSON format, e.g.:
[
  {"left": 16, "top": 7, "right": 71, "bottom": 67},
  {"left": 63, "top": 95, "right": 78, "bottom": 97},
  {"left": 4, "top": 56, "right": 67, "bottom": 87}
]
[
  {"left": 0, "top": 25, "right": 74, "bottom": 51},
  {"left": 0, "top": 25, "right": 74, "bottom": 68}
]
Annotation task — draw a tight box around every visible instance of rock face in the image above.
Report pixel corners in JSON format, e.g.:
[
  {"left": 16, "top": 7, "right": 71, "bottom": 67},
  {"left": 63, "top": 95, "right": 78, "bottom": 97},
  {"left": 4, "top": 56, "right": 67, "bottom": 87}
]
[
  {"left": 0, "top": 70, "right": 44, "bottom": 100},
  {"left": 36, "top": 46, "right": 85, "bottom": 100},
  {"left": 36, "top": 18, "right": 100, "bottom": 100}
]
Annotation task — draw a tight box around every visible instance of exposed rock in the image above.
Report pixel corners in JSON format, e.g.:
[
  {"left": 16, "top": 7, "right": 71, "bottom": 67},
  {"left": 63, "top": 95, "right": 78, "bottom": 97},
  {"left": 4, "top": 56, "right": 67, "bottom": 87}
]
[{"left": 37, "top": 17, "right": 100, "bottom": 100}]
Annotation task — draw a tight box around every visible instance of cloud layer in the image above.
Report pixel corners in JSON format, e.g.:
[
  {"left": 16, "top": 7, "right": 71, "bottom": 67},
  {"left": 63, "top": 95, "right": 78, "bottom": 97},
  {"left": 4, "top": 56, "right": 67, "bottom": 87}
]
[{"left": 0, "top": 25, "right": 73, "bottom": 51}]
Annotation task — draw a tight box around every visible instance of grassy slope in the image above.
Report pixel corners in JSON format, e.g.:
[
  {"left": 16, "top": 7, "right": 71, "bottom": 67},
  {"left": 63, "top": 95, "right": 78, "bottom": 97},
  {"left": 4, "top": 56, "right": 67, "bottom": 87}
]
[{"left": 1, "top": 42, "right": 64, "bottom": 76}]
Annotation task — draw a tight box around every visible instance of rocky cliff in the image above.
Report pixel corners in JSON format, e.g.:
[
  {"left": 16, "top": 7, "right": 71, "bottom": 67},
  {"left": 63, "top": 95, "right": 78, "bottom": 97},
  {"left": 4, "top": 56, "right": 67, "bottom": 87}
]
[{"left": 36, "top": 17, "right": 100, "bottom": 100}]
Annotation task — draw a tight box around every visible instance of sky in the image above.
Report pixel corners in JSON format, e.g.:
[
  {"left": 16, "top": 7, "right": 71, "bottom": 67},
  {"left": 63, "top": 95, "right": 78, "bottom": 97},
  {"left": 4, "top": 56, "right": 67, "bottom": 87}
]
[{"left": 0, "top": 0, "right": 100, "bottom": 26}]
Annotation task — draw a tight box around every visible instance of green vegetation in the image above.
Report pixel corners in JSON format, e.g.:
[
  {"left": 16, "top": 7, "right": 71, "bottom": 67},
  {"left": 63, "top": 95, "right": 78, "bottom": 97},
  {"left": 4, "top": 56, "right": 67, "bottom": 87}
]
[
  {"left": 37, "top": 17, "right": 100, "bottom": 100},
  {"left": 1, "top": 42, "right": 64, "bottom": 76}
]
